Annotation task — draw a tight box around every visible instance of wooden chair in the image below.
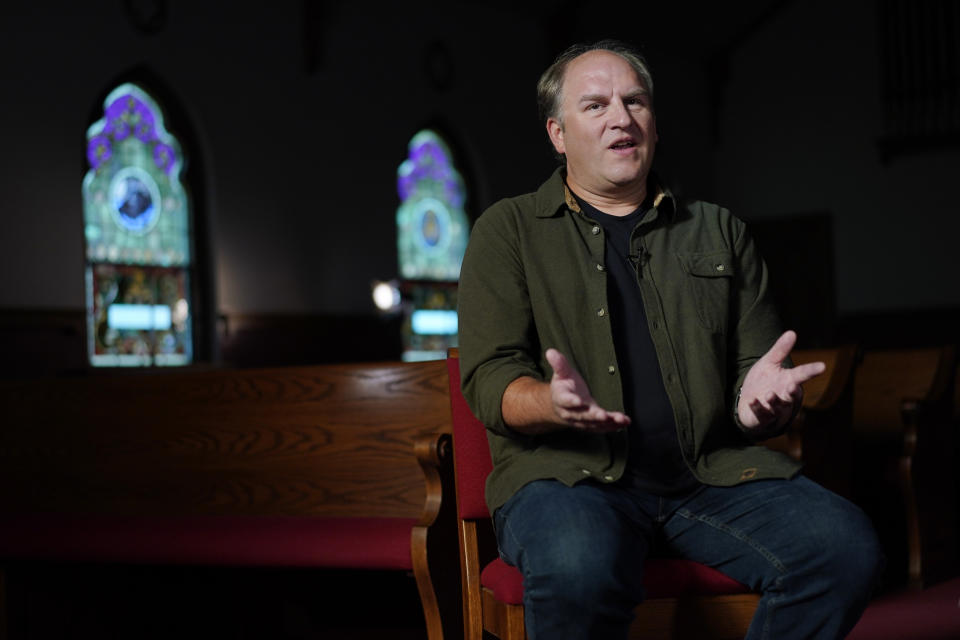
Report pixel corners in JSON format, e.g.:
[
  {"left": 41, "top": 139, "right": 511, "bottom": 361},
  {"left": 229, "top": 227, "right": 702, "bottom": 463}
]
[
  {"left": 445, "top": 349, "right": 760, "bottom": 640},
  {"left": 851, "top": 345, "right": 958, "bottom": 590}
]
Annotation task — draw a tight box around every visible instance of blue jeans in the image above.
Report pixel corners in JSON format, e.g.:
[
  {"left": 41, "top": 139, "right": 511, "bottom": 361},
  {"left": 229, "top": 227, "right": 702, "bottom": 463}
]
[{"left": 494, "top": 475, "right": 883, "bottom": 639}]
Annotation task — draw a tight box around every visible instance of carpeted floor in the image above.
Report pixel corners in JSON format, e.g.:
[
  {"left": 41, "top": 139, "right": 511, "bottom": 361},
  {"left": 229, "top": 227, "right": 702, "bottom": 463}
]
[{"left": 847, "top": 577, "right": 960, "bottom": 639}]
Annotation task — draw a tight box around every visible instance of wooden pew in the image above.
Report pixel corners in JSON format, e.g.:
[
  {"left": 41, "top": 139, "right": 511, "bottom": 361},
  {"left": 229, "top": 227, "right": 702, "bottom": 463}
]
[
  {"left": 851, "top": 346, "right": 958, "bottom": 590},
  {"left": 0, "top": 360, "right": 461, "bottom": 639},
  {"left": 844, "top": 347, "right": 960, "bottom": 638},
  {"left": 764, "top": 344, "right": 858, "bottom": 498}
]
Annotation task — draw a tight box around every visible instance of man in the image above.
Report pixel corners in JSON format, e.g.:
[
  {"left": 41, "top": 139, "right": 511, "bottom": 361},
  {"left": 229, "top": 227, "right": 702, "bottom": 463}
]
[{"left": 457, "top": 39, "right": 882, "bottom": 639}]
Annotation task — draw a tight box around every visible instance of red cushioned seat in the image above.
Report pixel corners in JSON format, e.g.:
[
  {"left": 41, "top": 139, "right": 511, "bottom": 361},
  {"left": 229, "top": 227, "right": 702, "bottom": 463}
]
[
  {"left": 480, "top": 556, "right": 749, "bottom": 606},
  {"left": 0, "top": 514, "right": 416, "bottom": 570},
  {"left": 643, "top": 557, "right": 751, "bottom": 598},
  {"left": 481, "top": 558, "right": 526, "bottom": 605}
]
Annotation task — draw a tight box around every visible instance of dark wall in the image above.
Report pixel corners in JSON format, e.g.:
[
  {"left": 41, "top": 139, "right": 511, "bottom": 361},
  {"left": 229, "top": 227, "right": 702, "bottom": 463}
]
[
  {"left": 0, "top": 1, "right": 957, "bottom": 364},
  {"left": 713, "top": 0, "right": 960, "bottom": 317},
  {"left": 0, "top": 1, "right": 555, "bottom": 316}
]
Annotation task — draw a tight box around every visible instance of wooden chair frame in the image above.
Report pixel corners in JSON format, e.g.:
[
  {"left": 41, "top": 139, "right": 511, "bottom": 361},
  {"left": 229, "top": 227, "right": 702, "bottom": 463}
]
[{"left": 446, "top": 346, "right": 859, "bottom": 639}]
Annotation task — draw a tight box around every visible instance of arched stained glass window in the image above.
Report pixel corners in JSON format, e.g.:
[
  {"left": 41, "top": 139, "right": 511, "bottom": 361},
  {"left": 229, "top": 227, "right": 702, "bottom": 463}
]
[
  {"left": 82, "top": 83, "right": 194, "bottom": 366},
  {"left": 395, "top": 130, "right": 469, "bottom": 361},
  {"left": 396, "top": 130, "right": 468, "bottom": 282}
]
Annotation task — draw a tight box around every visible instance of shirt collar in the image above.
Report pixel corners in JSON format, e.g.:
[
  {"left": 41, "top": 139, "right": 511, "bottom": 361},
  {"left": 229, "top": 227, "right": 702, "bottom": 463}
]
[{"left": 534, "top": 166, "right": 674, "bottom": 218}]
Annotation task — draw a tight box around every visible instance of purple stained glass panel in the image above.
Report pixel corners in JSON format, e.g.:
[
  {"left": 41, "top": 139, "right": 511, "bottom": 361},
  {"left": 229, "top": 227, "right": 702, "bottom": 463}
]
[
  {"left": 87, "top": 134, "right": 112, "bottom": 169},
  {"left": 153, "top": 142, "right": 175, "bottom": 174}
]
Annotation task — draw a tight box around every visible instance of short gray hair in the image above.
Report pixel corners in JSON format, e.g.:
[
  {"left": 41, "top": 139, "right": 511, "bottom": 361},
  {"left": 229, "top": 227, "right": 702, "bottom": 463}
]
[{"left": 536, "top": 39, "right": 655, "bottom": 127}]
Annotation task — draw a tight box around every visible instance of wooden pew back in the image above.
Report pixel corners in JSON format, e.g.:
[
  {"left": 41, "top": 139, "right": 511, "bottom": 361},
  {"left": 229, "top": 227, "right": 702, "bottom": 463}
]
[
  {"left": 853, "top": 347, "right": 954, "bottom": 438},
  {"left": 850, "top": 345, "right": 957, "bottom": 590},
  {"left": 0, "top": 361, "right": 452, "bottom": 519},
  {"left": 794, "top": 346, "right": 856, "bottom": 409},
  {"left": 0, "top": 360, "right": 462, "bottom": 639},
  {"left": 764, "top": 345, "right": 858, "bottom": 497}
]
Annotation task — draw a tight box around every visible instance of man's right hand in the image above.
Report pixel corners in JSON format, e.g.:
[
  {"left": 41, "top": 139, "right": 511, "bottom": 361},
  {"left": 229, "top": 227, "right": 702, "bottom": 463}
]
[
  {"left": 501, "top": 349, "right": 631, "bottom": 434},
  {"left": 547, "top": 349, "right": 631, "bottom": 431}
]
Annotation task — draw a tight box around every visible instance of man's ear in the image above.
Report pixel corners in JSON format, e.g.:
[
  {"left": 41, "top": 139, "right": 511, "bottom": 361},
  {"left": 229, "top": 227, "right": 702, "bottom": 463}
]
[{"left": 546, "top": 118, "right": 565, "bottom": 155}]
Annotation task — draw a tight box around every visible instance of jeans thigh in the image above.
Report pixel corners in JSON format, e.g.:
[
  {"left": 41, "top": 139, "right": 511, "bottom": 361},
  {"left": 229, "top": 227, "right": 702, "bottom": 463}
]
[
  {"left": 494, "top": 479, "right": 655, "bottom": 598},
  {"left": 662, "top": 475, "right": 881, "bottom": 591}
]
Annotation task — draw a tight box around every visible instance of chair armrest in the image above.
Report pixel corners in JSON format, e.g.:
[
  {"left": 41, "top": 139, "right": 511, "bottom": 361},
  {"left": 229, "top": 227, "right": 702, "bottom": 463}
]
[
  {"left": 414, "top": 433, "right": 452, "bottom": 528},
  {"left": 411, "top": 433, "right": 461, "bottom": 640}
]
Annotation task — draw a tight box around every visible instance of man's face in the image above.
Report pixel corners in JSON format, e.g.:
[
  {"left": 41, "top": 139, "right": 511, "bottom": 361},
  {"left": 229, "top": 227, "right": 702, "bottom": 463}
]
[{"left": 547, "top": 50, "right": 657, "bottom": 199}]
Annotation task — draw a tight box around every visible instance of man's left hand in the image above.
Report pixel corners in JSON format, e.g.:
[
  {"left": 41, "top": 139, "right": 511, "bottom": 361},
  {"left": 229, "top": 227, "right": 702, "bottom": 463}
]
[{"left": 737, "top": 330, "right": 826, "bottom": 430}]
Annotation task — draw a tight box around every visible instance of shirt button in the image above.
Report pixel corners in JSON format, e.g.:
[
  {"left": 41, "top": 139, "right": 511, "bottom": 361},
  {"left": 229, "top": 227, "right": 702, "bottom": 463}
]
[
  {"left": 607, "top": 365, "right": 616, "bottom": 374},
  {"left": 597, "top": 308, "right": 605, "bottom": 317},
  {"left": 581, "top": 469, "right": 591, "bottom": 476},
  {"left": 596, "top": 263, "right": 605, "bottom": 272},
  {"left": 666, "top": 373, "right": 675, "bottom": 383},
  {"left": 603, "top": 475, "right": 614, "bottom": 482},
  {"left": 652, "top": 321, "right": 659, "bottom": 330},
  {"left": 592, "top": 226, "right": 600, "bottom": 235},
  {"left": 715, "top": 264, "right": 726, "bottom": 272}
]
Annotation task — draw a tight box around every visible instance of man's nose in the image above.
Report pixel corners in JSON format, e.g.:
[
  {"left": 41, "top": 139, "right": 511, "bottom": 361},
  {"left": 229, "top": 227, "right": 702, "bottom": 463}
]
[{"left": 608, "top": 99, "right": 632, "bottom": 127}]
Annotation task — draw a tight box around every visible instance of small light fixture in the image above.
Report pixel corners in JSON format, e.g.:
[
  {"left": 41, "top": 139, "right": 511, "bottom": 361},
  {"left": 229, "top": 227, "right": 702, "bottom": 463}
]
[{"left": 371, "top": 280, "right": 402, "bottom": 313}]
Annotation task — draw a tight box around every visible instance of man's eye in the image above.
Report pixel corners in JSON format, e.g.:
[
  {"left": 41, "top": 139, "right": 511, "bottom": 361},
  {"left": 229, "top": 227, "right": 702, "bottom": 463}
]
[{"left": 587, "top": 103, "right": 603, "bottom": 111}]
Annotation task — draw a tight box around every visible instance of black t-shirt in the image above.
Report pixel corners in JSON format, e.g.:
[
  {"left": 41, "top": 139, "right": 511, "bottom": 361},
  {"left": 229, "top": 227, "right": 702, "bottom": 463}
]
[{"left": 573, "top": 194, "right": 699, "bottom": 495}]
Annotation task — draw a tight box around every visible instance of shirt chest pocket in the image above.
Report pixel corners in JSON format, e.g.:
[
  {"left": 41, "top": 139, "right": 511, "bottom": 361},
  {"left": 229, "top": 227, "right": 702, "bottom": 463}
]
[{"left": 676, "top": 251, "right": 735, "bottom": 333}]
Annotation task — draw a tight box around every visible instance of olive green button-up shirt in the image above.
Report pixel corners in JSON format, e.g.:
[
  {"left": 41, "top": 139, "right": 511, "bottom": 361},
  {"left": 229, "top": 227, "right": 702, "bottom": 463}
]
[{"left": 458, "top": 168, "right": 802, "bottom": 514}]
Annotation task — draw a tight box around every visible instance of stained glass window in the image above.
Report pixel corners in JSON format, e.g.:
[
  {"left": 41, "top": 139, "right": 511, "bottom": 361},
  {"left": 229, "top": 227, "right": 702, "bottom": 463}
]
[
  {"left": 396, "top": 130, "right": 468, "bottom": 282},
  {"left": 395, "top": 130, "right": 469, "bottom": 361},
  {"left": 82, "top": 83, "right": 193, "bottom": 366}
]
